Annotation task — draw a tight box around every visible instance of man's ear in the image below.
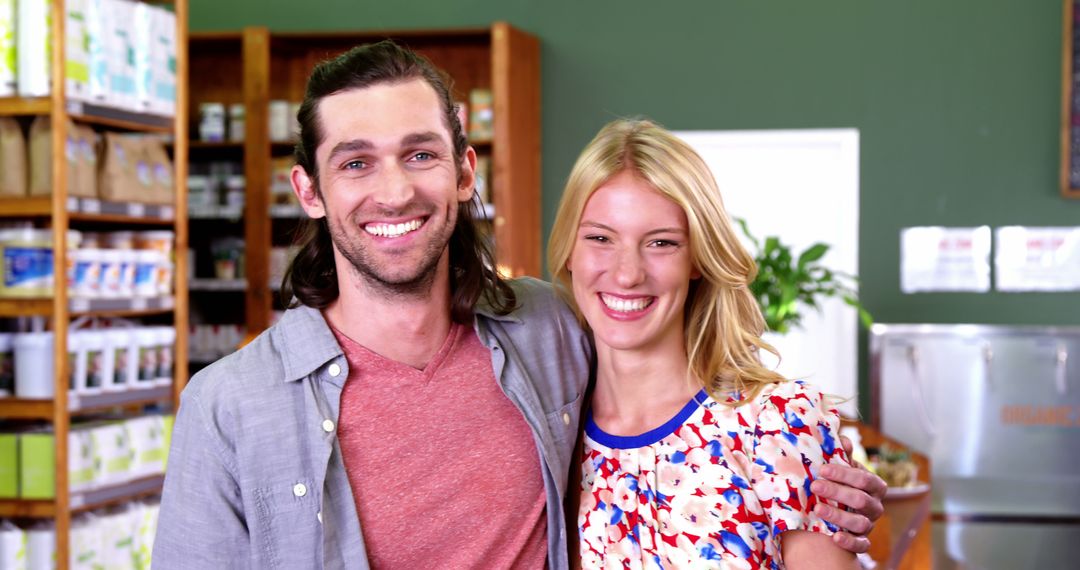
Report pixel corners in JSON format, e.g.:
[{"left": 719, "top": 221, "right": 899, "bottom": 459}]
[
  {"left": 292, "top": 165, "right": 326, "bottom": 219},
  {"left": 457, "top": 146, "right": 478, "bottom": 203}
]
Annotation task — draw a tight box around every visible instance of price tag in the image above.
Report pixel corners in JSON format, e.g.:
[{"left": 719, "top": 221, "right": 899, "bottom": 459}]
[
  {"left": 68, "top": 394, "right": 81, "bottom": 411},
  {"left": 70, "top": 494, "right": 85, "bottom": 509},
  {"left": 66, "top": 197, "right": 78, "bottom": 212},
  {"left": 65, "top": 100, "right": 84, "bottom": 116},
  {"left": 82, "top": 199, "right": 101, "bottom": 214},
  {"left": 162, "top": 296, "right": 174, "bottom": 310},
  {"left": 70, "top": 298, "right": 90, "bottom": 312},
  {"left": 160, "top": 206, "right": 175, "bottom": 220},
  {"left": 128, "top": 203, "right": 146, "bottom": 217},
  {"left": 131, "top": 297, "right": 147, "bottom": 311}
]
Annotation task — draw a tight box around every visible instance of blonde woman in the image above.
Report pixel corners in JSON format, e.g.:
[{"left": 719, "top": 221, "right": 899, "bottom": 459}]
[{"left": 549, "top": 119, "right": 880, "bottom": 569}]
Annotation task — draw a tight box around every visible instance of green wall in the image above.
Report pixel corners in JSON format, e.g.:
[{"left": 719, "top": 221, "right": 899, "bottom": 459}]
[{"left": 191, "top": 0, "right": 1080, "bottom": 326}]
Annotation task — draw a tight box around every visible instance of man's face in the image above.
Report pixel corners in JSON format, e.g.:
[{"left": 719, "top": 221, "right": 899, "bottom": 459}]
[{"left": 292, "top": 78, "right": 475, "bottom": 294}]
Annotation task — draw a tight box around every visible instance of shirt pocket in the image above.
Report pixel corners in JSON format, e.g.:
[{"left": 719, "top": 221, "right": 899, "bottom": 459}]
[
  {"left": 545, "top": 389, "right": 584, "bottom": 449},
  {"left": 251, "top": 477, "right": 320, "bottom": 569}
]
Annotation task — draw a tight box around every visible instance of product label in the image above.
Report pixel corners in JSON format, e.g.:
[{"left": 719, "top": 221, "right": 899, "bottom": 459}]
[
  {"left": 138, "top": 346, "right": 156, "bottom": 381},
  {"left": 86, "top": 348, "right": 104, "bottom": 389},
  {"left": 114, "top": 347, "right": 128, "bottom": 385},
  {"left": 0, "top": 351, "right": 13, "bottom": 394},
  {"left": 2, "top": 246, "right": 52, "bottom": 290}
]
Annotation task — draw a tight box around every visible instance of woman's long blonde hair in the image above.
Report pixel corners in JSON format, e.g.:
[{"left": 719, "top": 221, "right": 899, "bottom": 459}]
[{"left": 547, "top": 118, "right": 785, "bottom": 404}]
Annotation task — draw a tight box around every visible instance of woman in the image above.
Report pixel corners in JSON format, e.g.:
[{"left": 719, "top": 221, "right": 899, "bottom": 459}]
[{"left": 549, "top": 119, "right": 862, "bottom": 569}]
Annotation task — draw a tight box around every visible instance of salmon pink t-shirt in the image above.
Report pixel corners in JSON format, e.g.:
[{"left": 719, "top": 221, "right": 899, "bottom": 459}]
[{"left": 332, "top": 323, "right": 548, "bottom": 568}]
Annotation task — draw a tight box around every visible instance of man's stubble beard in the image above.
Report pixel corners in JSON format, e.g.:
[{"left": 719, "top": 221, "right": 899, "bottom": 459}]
[{"left": 325, "top": 206, "right": 458, "bottom": 301}]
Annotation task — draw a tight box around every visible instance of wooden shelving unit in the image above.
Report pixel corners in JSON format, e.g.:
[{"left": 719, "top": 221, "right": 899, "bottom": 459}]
[
  {"left": 186, "top": 23, "right": 541, "bottom": 344},
  {"left": 0, "top": 1, "right": 189, "bottom": 567}
]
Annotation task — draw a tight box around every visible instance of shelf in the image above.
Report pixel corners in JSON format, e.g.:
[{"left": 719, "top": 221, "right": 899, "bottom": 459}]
[
  {"left": 0, "top": 298, "right": 53, "bottom": 316},
  {"left": 0, "top": 386, "right": 172, "bottom": 419},
  {"left": 0, "top": 98, "right": 174, "bottom": 132},
  {"left": 65, "top": 100, "right": 174, "bottom": 133},
  {"left": 0, "top": 197, "right": 51, "bottom": 216},
  {"left": 0, "top": 197, "right": 175, "bottom": 224},
  {"left": 0, "top": 474, "right": 166, "bottom": 518},
  {"left": 0, "top": 296, "right": 174, "bottom": 317},
  {"left": 0, "top": 96, "right": 51, "bottom": 115},
  {"left": 189, "top": 206, "right": 243, "bottom": 220},
  {"left": 69, "top": 296, "right": 175, "bottom": 316},
  {"left": 189, "top": 278, "right": 247, "bottom": 291}
]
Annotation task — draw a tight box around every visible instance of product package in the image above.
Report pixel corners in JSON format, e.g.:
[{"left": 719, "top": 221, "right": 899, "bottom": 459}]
[
  {"left": 90, "top": 421, "right": 130, "bottom": 487},
  {"left": 65, "top": 0, "right": 90, "bottom": 102},
  {"left": 0, "top": 520, "right": 26, "bottom": 569},
  {"left": 69, "top": 513, "right": 100, "bottom": 570},
  {"left": 143, "top": 136, "right": 172, "bottom": 204},
  {"left": 98, "top": 132, "right": 137, "bottom": 202},
  {"left": 85, "top": 0, "right": 108, "bottom": 105},
  {"left": 98, "top": 507, "right": 135, "bottom": 568},
  {"left": 17, "top": 430, "right": 55, "bottom": 499},
  {"left": 106, "top": 0, "right": 137, "bottom": 111},
  {"left": 126, "top": 414, "right": 164, "bottom": 478},
  {"left": 25, "top": 522, "right": 54, "bottom": 570},
  {"left": 27, "top": 117, "right": 81, "bottom": 197},
  {"left": 15, "top": 0, "right": 50, "bottom": 97},
  {"left": 0, "top": 0, "right": 16, "bottom": 96},
  {"left": 0, "top": 116, "right": 27, "bottom": 197},
  {"left": 0, "top": 432, "right": 16, "bottom": 497},
  {"left": 468, "top": 88, "right": 494, "bottom": 142},
  {"left": 150, "top": 5, "right": 175, "bottom": 116}
]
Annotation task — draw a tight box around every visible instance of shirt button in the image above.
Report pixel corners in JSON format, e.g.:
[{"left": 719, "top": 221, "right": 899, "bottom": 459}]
[
  {"left": 562, "top": 412, "right": 571, "bottom": 426},
  {"left": 317, "top": 511, "right": 323, "bottom": 524},
  {"left": 322, "top": 419, "right": 334, "bottom": 433},
  {"left": 293, "top": 483, "right": 307, "bottom": 497},
  {"left": 328, "top": 363, "right": 341, "bottom": 377}
]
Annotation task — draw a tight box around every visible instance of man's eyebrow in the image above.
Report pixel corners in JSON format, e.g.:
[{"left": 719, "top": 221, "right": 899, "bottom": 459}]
[
  {"left": 401, "top": 131, "right": 447, "bottom": 147},
  {"left": 327, "top": 139, "right": 373, "bottom": 161}
]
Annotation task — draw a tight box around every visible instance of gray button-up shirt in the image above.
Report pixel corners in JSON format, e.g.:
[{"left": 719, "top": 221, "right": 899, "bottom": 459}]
[{"left": 153, "top": 278, "right": 592, "bottom": 569}]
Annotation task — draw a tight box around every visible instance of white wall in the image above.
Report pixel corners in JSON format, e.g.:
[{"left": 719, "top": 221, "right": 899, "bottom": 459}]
[{"left": 674, "top": 129, "right": 861, "bottom": 416}]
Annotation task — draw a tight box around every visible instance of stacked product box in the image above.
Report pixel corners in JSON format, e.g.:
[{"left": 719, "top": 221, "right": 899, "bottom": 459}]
[{"left": 0, "top": 414, "right": 172, "bottom": 501}]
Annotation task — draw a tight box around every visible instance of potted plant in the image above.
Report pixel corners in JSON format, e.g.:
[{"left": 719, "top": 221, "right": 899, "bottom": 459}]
[{"left": 735, "top": 218, "right": 872, "bottom": 335}]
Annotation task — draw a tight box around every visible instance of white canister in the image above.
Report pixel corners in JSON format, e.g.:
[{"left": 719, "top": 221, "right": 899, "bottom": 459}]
[
  {"left": 135, "top": 230, "right": 174, "bottom": 257},
  {"left": 133, "top": 249, "right": 161, "bottom": 297},
  {"left": 103, "top": 329, "right": 134, "bottom": 392},
  {"left": 269, "top": 99, "right": 290, "bottom": 142},
  {"left": 98, "top": 249, "right": 123, "bottom": 298},
  {"left": 0, "top": 332, "right": 14, "bottom": 396},
  {"left": 153, "top": 326, "right": 176, "bottom": 386},
  {"left": 26, "top": 523, "right": 55, "bottom": 570},
  {"left": 0, "top": 520, "right": 25, "bottom": 570},
  {"left": 133, "top": 327, "right": 158, "bottom": 387},
  {"left": 117, "top": 249, "right": 137, "bottom": 298},
  {"left": 104, "top": 231, "right": 134, "bottom": 250},
  {"left": 70, "top": 247, "right": 103, "bottom": 298},
  {"left": 13, "top": 331, "right": 53, "bottom": 398},
  {"left": 81, "top": 329, "right": 107, "bottom": 394}
]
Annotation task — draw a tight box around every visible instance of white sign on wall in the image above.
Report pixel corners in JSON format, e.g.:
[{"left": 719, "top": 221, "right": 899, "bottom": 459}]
[
  {"left": 900, "top": 226, "right": 992, "bottom": 293},
  {"left": 674, "top": 129, "right": 860, "bottom": 417},
  {"left": 995, "top": 226, "right": 1080, "bottom": 291}
]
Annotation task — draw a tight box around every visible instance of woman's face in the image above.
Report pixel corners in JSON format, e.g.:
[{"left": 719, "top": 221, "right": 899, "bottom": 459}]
[{"left": 567, "top": 170, "right": 699, "bottom": 355}]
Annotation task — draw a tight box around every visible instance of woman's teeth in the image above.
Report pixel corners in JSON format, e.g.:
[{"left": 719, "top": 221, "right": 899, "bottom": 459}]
[{"left": 600, "top": 294, "right": 653, "bottom": 313}]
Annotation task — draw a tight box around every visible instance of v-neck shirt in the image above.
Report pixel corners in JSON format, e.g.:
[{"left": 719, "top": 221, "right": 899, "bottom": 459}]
[{"left": 331, "top": 322, "right": 547, "bottom": 569}]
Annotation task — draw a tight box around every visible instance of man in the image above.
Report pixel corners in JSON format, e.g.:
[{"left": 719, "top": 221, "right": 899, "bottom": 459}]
[{"left": 154, "top": 41, "right": 885, "bottom": 569}]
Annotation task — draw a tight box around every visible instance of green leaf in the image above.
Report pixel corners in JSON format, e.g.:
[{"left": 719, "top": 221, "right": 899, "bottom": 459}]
[{"left": 797, "top": 243, "right": 829, "bottom": 268}]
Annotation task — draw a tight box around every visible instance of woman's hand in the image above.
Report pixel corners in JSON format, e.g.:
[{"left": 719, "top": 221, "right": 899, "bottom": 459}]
[{"left": 809, "top": 436, "right": 888, "bottom": 553}]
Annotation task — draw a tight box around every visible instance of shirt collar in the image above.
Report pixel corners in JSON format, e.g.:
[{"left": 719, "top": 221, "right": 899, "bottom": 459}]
[
  {"left": 274, "top": 304, "right": 345, "bottom": 383},
  {"left": 275, "top": 295, "right": 520, "bottom": 382}
]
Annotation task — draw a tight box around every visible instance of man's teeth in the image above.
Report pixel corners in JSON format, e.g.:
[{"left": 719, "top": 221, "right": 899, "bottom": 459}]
[
  {"left": 365, "top": 220, "right": 422, "bottom": 238},
  {"left": 601, "top": 294, "right": 652, "bottom": 313}
]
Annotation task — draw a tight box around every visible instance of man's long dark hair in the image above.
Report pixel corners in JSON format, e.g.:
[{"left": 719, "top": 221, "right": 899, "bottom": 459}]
[{"left": 281, "top": 40, "right": 516, "bottom": 322}]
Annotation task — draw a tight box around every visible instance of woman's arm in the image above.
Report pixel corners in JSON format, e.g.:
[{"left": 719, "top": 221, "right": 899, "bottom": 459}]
[{"left": 781, "top": 530, "right": 861, "bottom": 570}]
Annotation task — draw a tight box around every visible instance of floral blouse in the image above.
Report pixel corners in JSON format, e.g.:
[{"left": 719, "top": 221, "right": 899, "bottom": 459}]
[{"left": 578, "top": 381, "right": 848, "bottom": 569}]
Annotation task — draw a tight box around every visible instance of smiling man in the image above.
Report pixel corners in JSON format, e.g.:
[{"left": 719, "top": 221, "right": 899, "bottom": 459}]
[{"left": 153, "top": 41, "right": 884, "bottom": 569}]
